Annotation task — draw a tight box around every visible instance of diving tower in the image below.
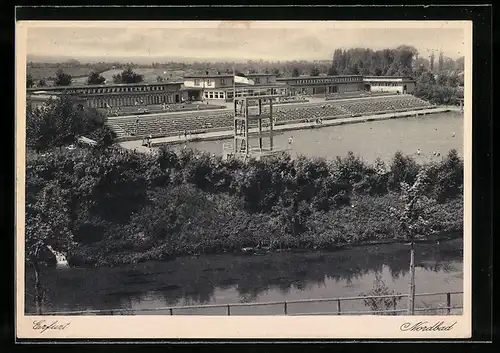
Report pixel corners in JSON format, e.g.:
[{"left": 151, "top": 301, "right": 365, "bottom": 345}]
[{"left": 223, "top": 95, "right": 289, "bottom": 161}]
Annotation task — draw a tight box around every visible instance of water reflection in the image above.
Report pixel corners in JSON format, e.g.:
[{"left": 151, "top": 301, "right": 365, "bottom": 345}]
[{"left": 26, "top": 238, "right": 463, "bottom": 314}]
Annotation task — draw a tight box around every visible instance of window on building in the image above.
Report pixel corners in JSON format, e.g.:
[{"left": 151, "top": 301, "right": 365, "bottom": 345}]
[
  {"left": 214, "top": 92, "right": 219, "bottom": 99},
  {"left": 209, "top": 92, "right": 214, "bottom": 98},
  {"left": 206, "top": 79, "right": 212, "bottom": 85},
  {"left": 221, "top": 79, "right": 226, "bottom": 85},
  {"left": 204, "top": 92, "right": 209, "bottom": 98},
  {"left": 194, "top": 79, "right": 200, "bottom": 86},
  {"left": 254, "top": 78, "right": 260, "bottom": 84}
]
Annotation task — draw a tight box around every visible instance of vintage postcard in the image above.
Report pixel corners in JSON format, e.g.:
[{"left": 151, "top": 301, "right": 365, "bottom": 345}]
[{"left": 16, "top": 20, "right": 472, "bottom": 340}]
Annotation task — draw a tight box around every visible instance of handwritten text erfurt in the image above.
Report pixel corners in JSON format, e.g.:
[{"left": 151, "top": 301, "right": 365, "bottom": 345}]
[{"left": 33, "top": 320, "right": 71, "bottom": 333}]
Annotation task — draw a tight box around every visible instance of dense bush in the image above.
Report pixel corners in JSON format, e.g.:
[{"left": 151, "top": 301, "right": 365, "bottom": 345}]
[
  {"left": 26, "top": 146, "right": 464, "bottom": 267},
  {"left": 26, "top": 94, "right": 116, "bottom": 152},
  {"left": 388, "top": 151, "right": 420, "bottom": 191}
]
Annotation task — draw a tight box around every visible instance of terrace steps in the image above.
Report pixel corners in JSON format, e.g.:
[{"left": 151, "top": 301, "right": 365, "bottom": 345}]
[{"left": 107, "top": 95, "right": 434, "bottom": 140}]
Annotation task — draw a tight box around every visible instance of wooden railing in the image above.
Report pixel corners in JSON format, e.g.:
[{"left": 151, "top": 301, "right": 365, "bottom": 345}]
[{"left": 41, "top": 291, "right": 463, "bottom": 316}]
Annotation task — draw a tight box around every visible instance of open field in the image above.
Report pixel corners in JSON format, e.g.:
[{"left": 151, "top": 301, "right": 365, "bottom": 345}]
[
  {"left": 27, "top": 67, "right": 96, "bottom": 81},
  {"left": 28, "top": 66, "right": 198, "bottom": 85},
  {"left": 72, "top": 68, "right": 194, "bottom": 85}
]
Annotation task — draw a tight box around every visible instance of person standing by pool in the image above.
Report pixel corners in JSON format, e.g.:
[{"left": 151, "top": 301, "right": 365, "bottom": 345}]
[{"left": 288, "top": 136, "right": 294, "bottom": 147}]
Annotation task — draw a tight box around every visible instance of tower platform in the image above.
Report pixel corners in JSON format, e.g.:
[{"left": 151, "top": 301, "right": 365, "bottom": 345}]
[{"left": 224, "top": 95, "right": 289, "bottom": 161}]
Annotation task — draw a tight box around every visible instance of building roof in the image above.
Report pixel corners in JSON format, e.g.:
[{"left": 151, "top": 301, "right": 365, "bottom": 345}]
[
  {"left": 184, "top": 74, "right": 233, "bottom": 79},
  {"left": 185, "top": 73, "right": 276, "bottom": 79},
  {"left": 363, "top": 76, "right": 412, "bottom": 79},
  {"left": 27, "top": 81, "right": 183, "bottom": 91},
  {"left": 276, "top": 75, "right": 362, "bottom": 81},
  {"left": 27, "top": 94, "right": 59, "bottom": 100}
]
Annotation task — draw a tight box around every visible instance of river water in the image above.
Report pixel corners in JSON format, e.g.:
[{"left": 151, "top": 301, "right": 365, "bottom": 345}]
[
  {"left": 26, "top": 238, "right": 463, "bottom": 315},
  {"left": 177, "top": 112, "right": 464, "bottom": 163}
]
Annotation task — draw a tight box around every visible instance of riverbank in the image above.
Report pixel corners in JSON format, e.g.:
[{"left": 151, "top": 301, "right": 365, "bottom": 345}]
[
  {"left": 65, "top": 191, "right": 463, "bottom": 268},
  {"left": 67, "top": 228, "right": 464, "bottom": 268}
]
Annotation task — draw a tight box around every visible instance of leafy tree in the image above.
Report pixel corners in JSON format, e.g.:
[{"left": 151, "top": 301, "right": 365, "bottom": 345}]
[
  {"left": 416, "top": 71, "right": 436, "bottom": 86},
  {"left": 310, "top": 67, "right": 320, "bottom": 76},
  {"left": 156, "top": 75, "right": 164, "bottom": 82},
  {"left": 436, "top": 74, "right": 448, "bottom": 86},
  {"left": 291, "top": 68, "right": 300, "bottom": 77},
  {"left": 112, "top": 68, "right": 144, "bottom": 84},
  {"left": 327, "top": 66, "right": 338, "bottom": 76},
  {"left": 389, "top": 166, "right": 437, "bottom": 314},
  {"left": 430, "top": 51, "right": 435, "bottom": 72},
  {"left": 26, "top": 94, "right": 115, "bottom": 151},
  {"left": 446, "top": 74, "right": 460, "bottom": 87},
  {"left": 330, "top": 46, "right": 416, "bottom": 77},
  {"left": 86, "top": 71, "right": 106, "bottom": 85},
  {"left": 388, "top": 151, "right": 419, "bottom": 191},
  {"left": 26, "top": 180, "right": 73, "bottom": 313},
  {"left": 38, "top": 79, "right": 47, "bottom": 87},
  {"left": 27, "top": 73, "right": 34, "bottom": 88},
  {"left": 430, "top": 149, "right": 463, "bottom": 202},
  {"left": 54, "top": 68, "right": 72, "bottom": 86}
]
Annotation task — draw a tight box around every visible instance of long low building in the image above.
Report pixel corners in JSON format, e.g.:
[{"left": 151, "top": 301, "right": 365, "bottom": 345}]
[
  {"left": 276, "top": 75, "right": 364, "bottom": 95},
  {"left": 27, "top": 82, "right": 185, "bottom": 109},
  {"left": 26, "top": 74, "right": 417, "bottom": 109}
]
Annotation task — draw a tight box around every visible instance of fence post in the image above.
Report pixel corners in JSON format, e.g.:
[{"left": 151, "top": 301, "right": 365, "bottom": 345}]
[
  {"left": 227, "top": 305, "right": 231, "bottom": 316},
  {"left": 284, "top": 302, "right": 288, "bottom": 315},
  {"left": 446, "top": 293, "right": 451, "bottom": 315},
  {"left": 169, "top": 308, "right": 173, "bottom": 316},
  {"left": 393, "top": 296, "right": 397, "bottom": 314},
  {"left": 337, "top": 299, "right": 341, "bottom": 315}
]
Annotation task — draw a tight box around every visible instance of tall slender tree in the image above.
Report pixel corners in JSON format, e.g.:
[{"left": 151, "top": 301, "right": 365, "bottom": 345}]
[
  {"left": 390, "top": 166, "right": 437, "bottom": 314},
  {"left": 430, "top": 51, "right": 435, "bottom": 72},
  {"left": 438, "top": 51, "right": 444, "bottom": 72}
]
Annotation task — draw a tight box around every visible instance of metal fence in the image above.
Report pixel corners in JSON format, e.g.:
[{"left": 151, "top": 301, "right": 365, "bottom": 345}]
[{"left": 42, "top": 291, "right": 463, "bottom": 316}]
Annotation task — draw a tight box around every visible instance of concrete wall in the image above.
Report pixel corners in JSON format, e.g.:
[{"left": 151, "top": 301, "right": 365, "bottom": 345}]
[
  {"left": 289, "top": 82, "right": 363, "bottom": 95},
  {"left": 248, "top": 75, "right": 277, "bottom": 85},
  {"left": 369, "top": 82, "right": 415, "bottom": 94},
  {"left": 184, "top": 77, "right": 233, "bottom": 89}
]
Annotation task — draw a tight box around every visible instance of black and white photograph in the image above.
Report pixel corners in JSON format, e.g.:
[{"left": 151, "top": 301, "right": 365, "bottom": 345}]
[{"left": 16, "top": 19, "right": 472, "bottom": 339}]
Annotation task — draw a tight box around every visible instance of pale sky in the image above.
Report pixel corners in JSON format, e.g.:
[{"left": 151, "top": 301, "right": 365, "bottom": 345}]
[{"left": 26, "top": 22, "right": 466, "bottom": 62}]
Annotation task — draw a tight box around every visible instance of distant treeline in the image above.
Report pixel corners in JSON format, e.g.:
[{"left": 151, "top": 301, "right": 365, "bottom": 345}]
[{"left": 27, "top": 47, "right": 464, "bottom": 79}]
